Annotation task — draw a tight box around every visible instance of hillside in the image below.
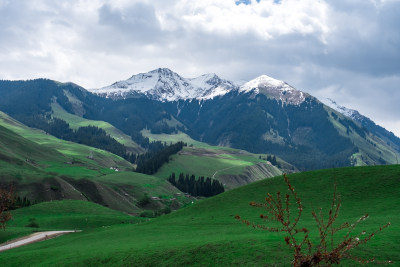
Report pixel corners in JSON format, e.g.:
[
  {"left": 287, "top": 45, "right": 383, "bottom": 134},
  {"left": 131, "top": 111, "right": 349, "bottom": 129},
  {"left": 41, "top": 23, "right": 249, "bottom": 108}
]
[
  {"left": 141, "top": 129, "right": 290, "bottom": 189},
  {"left": 324, "top": 98, "right": 400, "bottom": 153},
  {"left": 0, "top": 111, "right": 184, "bottom": 214},
  {"left": 1, "top": 165, "right": 398, "bottom": 266},
  {"left": 0, "top": 108, "right": 294, "bottom": 215},
  {"left": 0, "top": 200, "right": 141, "bottom": 244}
]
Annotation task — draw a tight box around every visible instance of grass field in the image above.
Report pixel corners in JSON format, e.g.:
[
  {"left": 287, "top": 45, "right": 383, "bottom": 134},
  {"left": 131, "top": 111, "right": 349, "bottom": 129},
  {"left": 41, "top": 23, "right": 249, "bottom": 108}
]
[
  {"left": 0, "top": 200, "right": 141, "bottom": 244},
  {"left": 1, "top": 165, "right": 398, "bottom": 266}
]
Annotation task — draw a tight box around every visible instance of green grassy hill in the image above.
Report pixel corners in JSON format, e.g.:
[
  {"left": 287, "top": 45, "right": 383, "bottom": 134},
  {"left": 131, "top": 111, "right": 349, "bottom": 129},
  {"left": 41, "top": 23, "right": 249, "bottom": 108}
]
[
  {"left": 142, "top": 129, "right": 292, "bottom": 189},
  {"left": 0, "top": 200, "right": 141, "bottom": 244},
  {"left": 0, "top": 111, "right": 131, "bottom": 171},
  {"left": 1, "top": 165, "right": 398, "bottom": 266},
  {"left": 0, "top": 112, "right": 185, "bottom": 214}
]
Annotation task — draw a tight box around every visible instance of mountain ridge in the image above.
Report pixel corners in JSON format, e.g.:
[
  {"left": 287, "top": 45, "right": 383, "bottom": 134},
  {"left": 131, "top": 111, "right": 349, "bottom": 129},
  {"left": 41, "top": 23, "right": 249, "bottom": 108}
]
[
  {"left": 88, "top": 68, "right": 308, "bottom": 105},
  {"left": 324, "top": 98, "right": 400, "bottom": 151},
  {"left": 89, "top": 68, "right": 238, "bottom": 101},
  {"left": 1, "top": 74, "right": 399, "bottom": 171}
]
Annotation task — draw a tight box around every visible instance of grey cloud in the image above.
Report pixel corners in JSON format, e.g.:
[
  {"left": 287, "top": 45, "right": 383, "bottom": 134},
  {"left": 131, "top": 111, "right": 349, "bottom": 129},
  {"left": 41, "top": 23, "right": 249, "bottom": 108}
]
[
  {"left": 317, "top": 1, "right": 400, "bottom": 76},
  {"left": 98, "top": 3, "right": 162, "bottom": 43}
]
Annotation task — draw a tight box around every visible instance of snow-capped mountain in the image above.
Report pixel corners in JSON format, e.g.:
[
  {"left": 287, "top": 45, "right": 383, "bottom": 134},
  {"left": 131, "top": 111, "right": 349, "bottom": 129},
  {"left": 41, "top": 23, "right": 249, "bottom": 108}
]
[
  {"left": 90, "top": 68, "right": 308, "bottom": 105},
  {"left": 239, "top": 75, "right": 308, "bottom": 105},
  {"left": 89, "top": 68, "right": 237, "bottom": 101}
]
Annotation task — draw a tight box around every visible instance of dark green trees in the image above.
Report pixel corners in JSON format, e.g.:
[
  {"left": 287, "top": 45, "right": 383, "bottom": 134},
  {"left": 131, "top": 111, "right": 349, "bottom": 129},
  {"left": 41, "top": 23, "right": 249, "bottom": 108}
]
[
  {"left": 168, "top": 172, "right": 224, "bottom": 197},
  {"left": 135, "top": 142, "right": 185, "bottom": 175}
]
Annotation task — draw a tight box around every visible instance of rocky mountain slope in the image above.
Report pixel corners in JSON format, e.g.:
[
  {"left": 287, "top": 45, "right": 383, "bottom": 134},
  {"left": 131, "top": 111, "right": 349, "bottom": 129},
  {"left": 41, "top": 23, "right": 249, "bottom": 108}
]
[{"left": 324, "top": 98, "right": 400, "bottom": 152}]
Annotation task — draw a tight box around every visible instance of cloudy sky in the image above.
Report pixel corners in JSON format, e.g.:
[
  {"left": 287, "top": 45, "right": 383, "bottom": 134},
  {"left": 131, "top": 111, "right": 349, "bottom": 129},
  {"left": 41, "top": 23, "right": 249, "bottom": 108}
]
[{"left": 1, "top": 0, "right": 399, "bottom": 136}]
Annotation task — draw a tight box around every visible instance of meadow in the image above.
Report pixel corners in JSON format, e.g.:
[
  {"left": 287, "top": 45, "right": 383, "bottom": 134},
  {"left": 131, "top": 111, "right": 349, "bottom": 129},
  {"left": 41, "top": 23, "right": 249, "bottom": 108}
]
[{"left": 1, "top": 165, "right": 398, "bottom": 266}]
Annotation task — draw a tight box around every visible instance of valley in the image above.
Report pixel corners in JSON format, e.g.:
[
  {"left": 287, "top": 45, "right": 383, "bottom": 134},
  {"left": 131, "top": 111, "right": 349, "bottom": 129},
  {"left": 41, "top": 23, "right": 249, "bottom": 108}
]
[{"left": 0, "top": 70, "right": 399, "bottom": 266}]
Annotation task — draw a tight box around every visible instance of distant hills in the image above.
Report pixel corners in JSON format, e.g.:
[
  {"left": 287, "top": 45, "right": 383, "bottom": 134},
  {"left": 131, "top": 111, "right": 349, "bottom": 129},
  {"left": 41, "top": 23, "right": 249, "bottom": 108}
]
[{"left": 1, "top": 69, "right": 399, "bottom": 172}]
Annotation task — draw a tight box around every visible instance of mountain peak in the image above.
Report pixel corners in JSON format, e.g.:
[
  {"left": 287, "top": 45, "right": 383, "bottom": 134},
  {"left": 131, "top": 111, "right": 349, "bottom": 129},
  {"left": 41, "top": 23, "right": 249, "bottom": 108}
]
[
  {"left": 149, "top": 68, "right": 176, "bottom": 76},
  {"left": 89, "top": 69, "right": 237, "bottom": 101},
  {"left": 89, "top": 70, "right": 308, "bottom": 104},
  {"left": 240, "top": 75, "right": 307, "bottom": 105}
]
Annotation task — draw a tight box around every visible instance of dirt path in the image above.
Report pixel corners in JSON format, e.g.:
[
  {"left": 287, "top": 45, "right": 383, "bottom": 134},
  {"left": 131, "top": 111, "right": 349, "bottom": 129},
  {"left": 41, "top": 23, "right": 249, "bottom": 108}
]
[{"left": 0, "top": 230, "right": 78, "bottom": 252}]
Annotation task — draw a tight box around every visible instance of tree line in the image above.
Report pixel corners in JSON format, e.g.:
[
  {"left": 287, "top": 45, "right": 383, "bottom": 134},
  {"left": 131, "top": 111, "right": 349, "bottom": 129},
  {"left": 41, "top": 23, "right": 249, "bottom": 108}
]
[{"left": 168, "top": 173, "right": 225, "bottom": 197}]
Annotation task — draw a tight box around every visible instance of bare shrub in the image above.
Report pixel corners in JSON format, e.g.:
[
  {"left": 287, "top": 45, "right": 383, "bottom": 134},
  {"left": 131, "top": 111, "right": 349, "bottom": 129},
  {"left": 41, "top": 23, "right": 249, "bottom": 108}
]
[
  {"left": 0, "top": 185, "right": 15, "bottom": 230},
  {"left": 235, "top": 174, "right": 390, "bottom": 266}
]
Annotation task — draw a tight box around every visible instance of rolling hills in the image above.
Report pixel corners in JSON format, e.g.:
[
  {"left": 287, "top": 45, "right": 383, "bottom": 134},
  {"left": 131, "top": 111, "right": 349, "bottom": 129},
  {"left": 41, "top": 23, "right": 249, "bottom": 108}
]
[
  {"left": 0, "top": 111, "right": 184, "bottom": 214},
  {"left": 0, "top": 109, "right": 283, "bottom": 212},
  {"left": 1, "top": 165, "right": 398, "bottom": 266}
]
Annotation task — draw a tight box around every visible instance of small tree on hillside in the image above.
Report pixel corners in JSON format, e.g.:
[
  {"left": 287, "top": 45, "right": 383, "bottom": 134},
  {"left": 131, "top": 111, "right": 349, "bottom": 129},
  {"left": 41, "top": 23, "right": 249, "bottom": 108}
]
[
  {"left": 0, "top": 185, "right": 15, "bottom": 230},
  {"left": 235, "top": 174, "right": 391, "bottom": 266}
]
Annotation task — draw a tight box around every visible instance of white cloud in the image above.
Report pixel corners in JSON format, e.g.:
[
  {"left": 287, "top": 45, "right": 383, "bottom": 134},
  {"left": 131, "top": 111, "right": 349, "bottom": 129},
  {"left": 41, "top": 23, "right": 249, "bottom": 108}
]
[{"left": 157, "top": 0, "right": 330, "bottom": 41}]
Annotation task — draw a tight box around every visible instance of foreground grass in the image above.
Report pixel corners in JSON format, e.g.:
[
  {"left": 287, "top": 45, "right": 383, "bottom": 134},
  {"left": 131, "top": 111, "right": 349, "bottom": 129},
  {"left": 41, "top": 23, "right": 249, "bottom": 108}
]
[
  {"left": 0, "top": 200, "right": 141, "bottom": 244},
  {"left": 1, "top": 165, "right": 399, "bottom": 266}
]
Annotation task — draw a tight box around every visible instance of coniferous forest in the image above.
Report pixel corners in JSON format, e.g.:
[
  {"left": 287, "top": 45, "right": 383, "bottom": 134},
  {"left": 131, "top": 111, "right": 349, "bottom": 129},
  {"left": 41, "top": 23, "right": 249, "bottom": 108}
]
[{"left": 168, "top": 172, "right": 225, "bottom": 197}]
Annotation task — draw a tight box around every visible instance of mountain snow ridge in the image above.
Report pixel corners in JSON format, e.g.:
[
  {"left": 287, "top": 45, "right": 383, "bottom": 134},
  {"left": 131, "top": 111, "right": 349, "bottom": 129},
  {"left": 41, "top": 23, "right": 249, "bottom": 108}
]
[
  {"left": 89, "top": 68, "right": 307, "bottom": 105},
  {"left": 323, "top": 98, "right": 364, "bottom": 121},
  {"left": 90, "top": 68, "right": 237, "bottom": 101},
  {"left": 239, "top": 75, "right": 307, "bottom": 105}
]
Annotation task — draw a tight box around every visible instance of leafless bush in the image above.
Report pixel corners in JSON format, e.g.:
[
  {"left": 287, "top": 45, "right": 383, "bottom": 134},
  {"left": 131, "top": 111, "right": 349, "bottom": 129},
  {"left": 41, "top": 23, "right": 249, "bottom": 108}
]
[
  {"left": 235, "top": 174, "right": 390, "bottom": 266},
  {"left": 0, "top": 185, "right": 15, "bottom": 230}
]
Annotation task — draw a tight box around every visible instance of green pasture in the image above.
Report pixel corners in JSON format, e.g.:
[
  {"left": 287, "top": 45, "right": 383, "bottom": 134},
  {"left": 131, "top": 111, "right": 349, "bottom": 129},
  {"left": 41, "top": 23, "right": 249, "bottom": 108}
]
[
  {"left": 155, "top": 150, "right": 255, "bottom": 179},
  {"left": 1, "top": 165, "right": 398, "bottom": 266},
  {"left": 141, "top": 129, "right": 217, "bottom": 148},
  {"left": 0, "top": 200, "right": 141, "bottom": 244},
  {"left": 0, "top": 111, "right": 132, "bottom": 172},
  {"left": 154, "top": 147, "right": 281, "bottom": 189}
]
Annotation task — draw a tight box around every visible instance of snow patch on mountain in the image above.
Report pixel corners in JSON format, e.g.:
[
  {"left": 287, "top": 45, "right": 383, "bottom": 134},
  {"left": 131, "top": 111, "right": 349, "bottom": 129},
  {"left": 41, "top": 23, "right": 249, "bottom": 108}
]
[
  {"left": 90, "top": 68, "right": 310, "bottom": 105},
  {"left": 323, "top": 98, "right": 364, "bottom": 121},
  {"left": 89, "top": 68, "right": 237, "bottom": 101},
  {"left": 240, "top": 75, "right": 307, "bottom": 105}
]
